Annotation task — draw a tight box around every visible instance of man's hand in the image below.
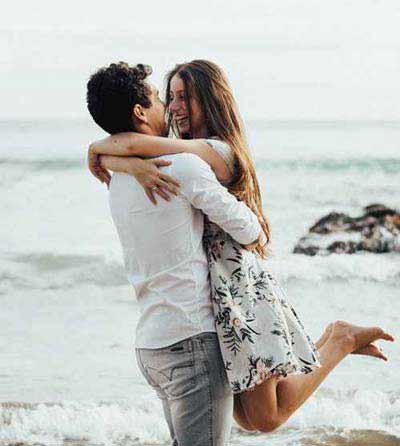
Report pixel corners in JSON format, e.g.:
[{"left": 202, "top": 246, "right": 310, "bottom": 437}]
[{"left": 88, "top": 146, "right": 111, "bottom": 186}]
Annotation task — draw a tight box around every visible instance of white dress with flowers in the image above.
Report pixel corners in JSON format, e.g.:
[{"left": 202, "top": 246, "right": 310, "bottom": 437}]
[{"left": 202, "top": 138, "right": 321, "bottom": 394}]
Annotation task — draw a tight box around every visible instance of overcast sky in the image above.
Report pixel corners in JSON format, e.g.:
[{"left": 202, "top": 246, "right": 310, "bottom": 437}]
[{"left": 1, "top": 0, "right": 399, "bottom": 120}]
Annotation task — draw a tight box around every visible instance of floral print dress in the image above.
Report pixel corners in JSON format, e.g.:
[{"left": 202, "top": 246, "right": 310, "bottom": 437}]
[{"left": 203, "top": 138, "right": 321, "bottom": 394}]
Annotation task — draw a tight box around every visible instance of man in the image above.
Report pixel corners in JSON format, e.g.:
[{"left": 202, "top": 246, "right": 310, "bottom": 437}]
[{"left": 86, "top": 62, "right": 262, "bottom": 445}]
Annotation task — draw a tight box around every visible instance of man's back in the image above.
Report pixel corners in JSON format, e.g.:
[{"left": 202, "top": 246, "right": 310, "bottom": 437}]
[{"left": 109, "top": 153, "right": 261, "bottom": 349}]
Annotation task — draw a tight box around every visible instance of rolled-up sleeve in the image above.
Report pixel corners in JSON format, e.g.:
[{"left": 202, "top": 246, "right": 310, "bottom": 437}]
[{"left": 173, "top": 153, "right": 262, "bottom": 245}]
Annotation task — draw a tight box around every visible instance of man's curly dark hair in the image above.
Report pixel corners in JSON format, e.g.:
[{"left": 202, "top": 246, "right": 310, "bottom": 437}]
[{"left": 86, "top": 62, "right": 153, "bottom": 134}]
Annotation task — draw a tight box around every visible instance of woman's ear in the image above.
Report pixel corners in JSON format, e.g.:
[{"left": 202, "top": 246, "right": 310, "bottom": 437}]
[{"left": 132, "top": 104, "right": 148, "bottom": 125}]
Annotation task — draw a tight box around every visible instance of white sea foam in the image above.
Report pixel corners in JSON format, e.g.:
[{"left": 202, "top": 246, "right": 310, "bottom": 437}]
[
  {"left": 1, "top": 389, "right": 399, "bottom": 446},
  {"left": 0, "top": 253, "right": 126, "bottom": 294},
  {"left": 268, "top": 252, "right": 400, "bottom": 284},
  {"left": 0, "top": 398, "right": 170, "bottom": 446}
]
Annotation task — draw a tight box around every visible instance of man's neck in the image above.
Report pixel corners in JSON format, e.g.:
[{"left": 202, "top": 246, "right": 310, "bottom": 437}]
[{"left": 136, "top": 125, "right": 157, "bottom": 136}]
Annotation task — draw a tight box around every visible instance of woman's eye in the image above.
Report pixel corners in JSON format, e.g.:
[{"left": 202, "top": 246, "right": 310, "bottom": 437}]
[{"left": 168, "top": 93, "right": 187, "bottom": 103}]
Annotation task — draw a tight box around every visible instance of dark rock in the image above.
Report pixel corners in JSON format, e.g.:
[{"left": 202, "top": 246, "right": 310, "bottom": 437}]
[
  {"left": 309, "top": 212, "right": 353, "bottom": 234},
  {"left": 364, "top": 203, "right": 397, "bottom": 218},
  {"left": 294, "top": 203, "right": 400, "bottom": 255},
  {"left": 327, "top": 241, "right": 358, "bottom": 254},
  {"left": 293, "top": 243, "right": 319, "bottom": 256}
]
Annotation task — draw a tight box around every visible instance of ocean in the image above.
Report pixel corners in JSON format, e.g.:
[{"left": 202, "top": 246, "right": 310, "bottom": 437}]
[{"left": 0, "top": 119, "right": 399, "bottom": 446}]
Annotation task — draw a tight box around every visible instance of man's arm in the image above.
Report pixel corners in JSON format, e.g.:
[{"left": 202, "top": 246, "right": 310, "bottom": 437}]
[{"left": 174, "top": 153, "right": 262, "bottom": 245}]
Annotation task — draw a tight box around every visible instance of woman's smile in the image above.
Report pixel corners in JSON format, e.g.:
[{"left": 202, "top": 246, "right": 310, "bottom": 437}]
[{"left": 175, "top": 116, "right": 189, "bottom": 127}]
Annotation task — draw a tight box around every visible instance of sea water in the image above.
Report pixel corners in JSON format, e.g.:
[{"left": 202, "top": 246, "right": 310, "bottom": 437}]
[{"left": 0, "top": 119, "right": 399, "bottom": 446}]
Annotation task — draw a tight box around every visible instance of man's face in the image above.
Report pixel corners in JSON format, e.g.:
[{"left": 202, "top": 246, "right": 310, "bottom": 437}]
[{"left": 143, "top": 82, "right": 168, "bottom": 136}]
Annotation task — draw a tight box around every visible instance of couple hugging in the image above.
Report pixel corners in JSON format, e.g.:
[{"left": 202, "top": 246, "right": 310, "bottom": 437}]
[{"left": 86, "top": 60, "right": 394, "bottom": 446}]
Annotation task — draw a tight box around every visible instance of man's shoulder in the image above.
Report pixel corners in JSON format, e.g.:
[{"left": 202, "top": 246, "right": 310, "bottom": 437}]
[
  {"left": 161, "top": 152, "right": 203, "bottom": 164},
  {"left": 109, "top": 171, "right": 140, "bottom": 193},
  {"left": 165, "top": 153, "right": 210, "bottom": 179}
]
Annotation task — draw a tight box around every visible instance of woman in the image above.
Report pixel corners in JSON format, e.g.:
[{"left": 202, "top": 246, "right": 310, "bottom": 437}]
[{"left": 88, "top": 60, "right": 394, "bottom": 432}]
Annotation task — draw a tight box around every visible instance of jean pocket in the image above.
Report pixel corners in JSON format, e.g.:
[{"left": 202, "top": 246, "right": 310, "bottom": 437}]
[
  {"left": 135, "top": 349, "right": 159, "bottom": 389},
  {"left": 145, "top": 353, "right": 196, "bottom": 399},
  {"left": 167, "top": 361, "right": 196, "bottom": 399},
  {"left": 197, "top": 332, "right": 218, "bottom": 343}
]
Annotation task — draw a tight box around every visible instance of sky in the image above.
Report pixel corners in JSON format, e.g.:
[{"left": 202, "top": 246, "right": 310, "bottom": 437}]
[{"left": 1, "top": 0, "right": 399, "bottom": 120}]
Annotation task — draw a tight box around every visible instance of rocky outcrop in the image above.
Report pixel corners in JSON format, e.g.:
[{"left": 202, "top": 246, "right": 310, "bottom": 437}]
[{"left": 294, "top": 204, "right": 400, "bottom": 255}]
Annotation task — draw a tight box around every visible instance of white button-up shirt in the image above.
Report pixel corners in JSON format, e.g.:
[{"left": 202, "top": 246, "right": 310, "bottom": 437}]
[{"left": 109, "top": 153, "right": 261, "bottom": 349}]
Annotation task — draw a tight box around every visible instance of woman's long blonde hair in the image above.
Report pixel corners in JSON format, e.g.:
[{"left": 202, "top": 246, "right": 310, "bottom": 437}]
[{"left": 165, "top": 59, "right": 270, "bottom": 258}]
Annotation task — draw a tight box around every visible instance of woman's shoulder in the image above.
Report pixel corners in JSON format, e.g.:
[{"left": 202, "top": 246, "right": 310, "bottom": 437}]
[{"left": 203, "top": 137, "right": 236, "bottom": 179}]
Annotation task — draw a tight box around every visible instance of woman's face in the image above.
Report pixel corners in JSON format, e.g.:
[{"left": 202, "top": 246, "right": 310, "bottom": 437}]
[{"left": 168, "top": 74, "right": 208, "bottom": 138}]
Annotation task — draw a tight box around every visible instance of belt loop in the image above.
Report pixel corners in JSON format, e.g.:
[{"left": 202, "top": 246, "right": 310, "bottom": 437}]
[{"left": 188, "top": 338, "right": 193, "bottom": 352}]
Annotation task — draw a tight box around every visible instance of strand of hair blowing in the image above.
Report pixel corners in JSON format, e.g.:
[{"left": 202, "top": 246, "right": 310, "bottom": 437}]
[{"left": 166, "top": 60, "right": 271, "bottom": 258}]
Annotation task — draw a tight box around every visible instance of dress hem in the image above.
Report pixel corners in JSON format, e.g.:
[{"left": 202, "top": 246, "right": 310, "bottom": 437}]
[{"left": 231, "top": 358, "right": 322, "bottom": 395}]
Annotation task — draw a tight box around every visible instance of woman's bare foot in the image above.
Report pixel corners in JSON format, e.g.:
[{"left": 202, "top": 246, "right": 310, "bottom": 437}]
[
  {"left": 329, "top": 321, "right": 394, "bottom": 355},
  {"left": 314, "top": 323, "right": 334, "bottom": 349},
  {"left": 316, "top": 321, "right": 392, "bottom": 360},
  {"left": 353, "top": 343, "right": 388, "bottom": 361}
]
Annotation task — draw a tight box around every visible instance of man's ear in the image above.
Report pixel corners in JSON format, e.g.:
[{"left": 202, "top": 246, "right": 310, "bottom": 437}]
[{"left": 132, "top": 104, "right": 148, "bottom": 125}]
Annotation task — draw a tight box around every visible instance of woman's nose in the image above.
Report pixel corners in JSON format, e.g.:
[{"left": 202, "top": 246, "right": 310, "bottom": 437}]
[{"left": 169, "top": 99, "right": 179, "bottom": 113}]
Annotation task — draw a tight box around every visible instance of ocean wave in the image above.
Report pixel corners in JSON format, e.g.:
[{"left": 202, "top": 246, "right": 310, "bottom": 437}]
[
  {"left": 0, "top": 399, "right": 169, "bottom": 446},
  {"left": 1, "top": 388, "right": 399, "bottom": 446},
  {"left": 256, "top": 157, "right": 400, "bottom": 174},
  {"left": 1, "top": 251, "right": 399, "bottom": 294},
  {"left": 0, "top": 253, "right": 126, "bottom": 293},
  {"left": 0, "top": 157, "right": 82, "bottom": 171},
  {"left": 1, "top": 155, "right": 399, "bottom": 175},
  {"left": 263, "top": 252, "right": 400, "bottom": 285}
]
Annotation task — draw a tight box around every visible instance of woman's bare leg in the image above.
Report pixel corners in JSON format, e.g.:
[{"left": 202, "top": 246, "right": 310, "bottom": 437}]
[
  {"left": 233, "top": 392, "right": 256, "bottom": 431},
  {"left": 233, "top": 324, "right": 334, "bottom": 431},
  {"left": 236, "top": 321, "right": 394, "bottom": 433}
]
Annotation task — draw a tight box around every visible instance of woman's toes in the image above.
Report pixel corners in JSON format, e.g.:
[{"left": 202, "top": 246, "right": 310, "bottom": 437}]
[
  {"left": 371, "top": 327, "right": 394, "bottom": 342},
  {"left": 353, "top": 343, "right": 388, "bottom": 361},
  {"left": 382, "top": 332, "right": 395, "bottom": 342}
]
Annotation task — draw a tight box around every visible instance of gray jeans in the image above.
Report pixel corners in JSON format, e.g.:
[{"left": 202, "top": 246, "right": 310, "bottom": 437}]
[{"left": 135, "top": 331, "right": 233, "bottom": 446}]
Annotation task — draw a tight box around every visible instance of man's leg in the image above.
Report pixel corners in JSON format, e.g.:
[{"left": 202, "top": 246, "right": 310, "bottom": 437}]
[
  {"left": 135, "top": 332, "right": 233, "bottom": 446},
  {"left": 135, "top": 349, "right": 178, "bottom": 444},
  {"left": 159, "top": 394, "right": 178, "bottom": 446}
]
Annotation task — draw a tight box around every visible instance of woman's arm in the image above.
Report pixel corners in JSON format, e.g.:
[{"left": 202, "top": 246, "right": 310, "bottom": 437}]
[{"left": 89, "top": 133, "right": 232, "bottom": 183}]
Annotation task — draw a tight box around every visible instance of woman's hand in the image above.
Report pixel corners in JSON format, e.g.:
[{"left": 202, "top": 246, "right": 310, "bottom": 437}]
[
  {"left": 126, "top": 157, "right": 181, "bottom": 205},
  {"left": 88, "top": 146, "right": 111, "bottom": 185}
]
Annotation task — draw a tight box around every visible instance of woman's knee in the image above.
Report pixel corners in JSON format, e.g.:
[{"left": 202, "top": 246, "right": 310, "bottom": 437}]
[
  {"left": 252, "top": 412, "right": 285, "bottom": 433},
  {"left": 236, "top": 400, "right": 284, "bottom": 433},
  {"left": 233, "top": 395, "right": 257, "bottom": 432}
]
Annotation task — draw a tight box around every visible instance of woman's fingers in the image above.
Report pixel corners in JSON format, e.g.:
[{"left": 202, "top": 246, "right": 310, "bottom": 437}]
[
  {"left": 151, "top": 159, "right": 172, "bottom": 167},
  {"left": 104, "top": 172, "right": 111, "bottom": 188},
  {"left": 88, "top": 150, "right": 109, "bottom": 184},
  {"left": 157, "top": 177, "right": 180, "bottom": 196},
  {"left": 93, "top": 168, "right": 105, "bottom": 183},
  {"left": 148, "top": 158, "right": 181, "bottom": 189},
  {"left": 97, "top": 168, "right": 108, "bottom": 182},
  {"left": 98, "top": 167, "right": 111, "bottom": 184},
  {"left": 104, "top": 170, "right": 111, "bottom": 184},
  {"left": 144, "top": 188, "right": 158, "bottom": 205},
  {"left": 160, "top": 173, "right": 181, "bottom": 189},
  {"left": 144, "top": 184, "right": 175, "bottom": 205},
  {"left": 154, "top": 187, "right": 172, "bottom": 202}
]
